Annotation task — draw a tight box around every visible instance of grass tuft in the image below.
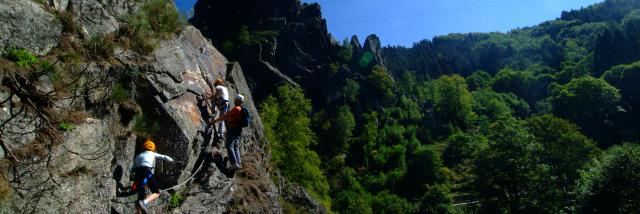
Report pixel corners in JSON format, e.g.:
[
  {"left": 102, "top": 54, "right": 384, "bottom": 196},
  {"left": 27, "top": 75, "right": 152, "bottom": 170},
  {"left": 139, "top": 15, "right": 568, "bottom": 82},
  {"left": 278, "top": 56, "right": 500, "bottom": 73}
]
[
  {"left": 5, "top": 49, "right": 40, "bottom": 68},
  {"left": 123, "top": 0, "right": 185, "bottom": 54}
]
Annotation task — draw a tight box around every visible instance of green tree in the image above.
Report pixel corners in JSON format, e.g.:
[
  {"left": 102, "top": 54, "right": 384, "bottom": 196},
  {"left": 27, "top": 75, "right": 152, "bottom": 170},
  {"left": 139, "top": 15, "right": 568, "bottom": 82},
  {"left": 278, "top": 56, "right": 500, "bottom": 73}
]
[
  {"left": 471, "top": 89, "right": 530, "bottom": 122},
  {"left": 401, "top": 145, "right": 446, "bottom": 199},
  {"left": 341, "top": 79, "right": 360, "bottom": 103},
  {"left": 430, "top": 75, "right": 475, "bottom": 131},
  {"left": 371, "top": 191, "right": 418, "bottom": 214},
  {"left": 491, "top": 68, "right": 551, "bottom": 104},
  {"left": 420, "top": 184, "right": 455, "bottom": 214},
  {"left": 333, "top": 168, "right": 373, "bottom": 213},
  {"left": 339, "top": 38, "right": 354, "bottom": 62},
  {"left": 237, "top": 25, "right": 252, "bottom": 45},
  {"left": 358, "top": 111, "right": 380, "bottom": 168},
  {"left": 367, "top": 65, "right": 395, "bottom": 101},
  {"left": 466, "top": 70, "right": 492, "bottom": 91},
  {"left": 550, "top": 76, "right": 622, "bottom": 146},
  {"left": 524, "top": 115, "right": 599, "bottom": 210},
  {"left": 577, "top": 143, "right": 640, "bottom": 213},
  {"left": 443, "top": 132, "right": 489, "bottom": 168},
  {"left": 333, "top": 105, "right": 356, "bottom": 152},
  {"left": 603, "top": 61, "right": 640, "bottom": 140},
  {"left": 475, "top": 118, "right": 556, "bottom": 213},
  {"left": 260, "top": 85, "right": 331, "bottom": 207}
]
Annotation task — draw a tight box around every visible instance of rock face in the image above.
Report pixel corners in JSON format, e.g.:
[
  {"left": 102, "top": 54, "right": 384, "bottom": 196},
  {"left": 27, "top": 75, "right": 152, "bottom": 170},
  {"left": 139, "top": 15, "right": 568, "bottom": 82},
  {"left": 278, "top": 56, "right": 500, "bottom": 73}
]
[
  {"left": 68, "top": 0, "right": 139, "bottom": 37},
  {"left": 356, "top": 34, "right": 389, "bottom": 73},
  {"left": 191, "top": 0, "right": 341, "bottom": 101},
  {"left": 0, "top": 0, "right": 62, "bottom": 55},
  {"left": 190, "top": 0, "right": 393, "bottom": 110},
  {"left": 4, "top": 119, "right": 116, "bottom": 213},
  {"left": 0, "top": 2, "right": 282, "bottom": 213}
]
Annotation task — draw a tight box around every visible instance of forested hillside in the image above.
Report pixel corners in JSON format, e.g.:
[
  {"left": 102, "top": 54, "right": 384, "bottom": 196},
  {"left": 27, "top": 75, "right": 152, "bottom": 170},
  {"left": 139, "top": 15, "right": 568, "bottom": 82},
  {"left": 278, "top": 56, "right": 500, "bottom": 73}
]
[{"left": 191, "top": 0, "right": 640, "bottom": 213}]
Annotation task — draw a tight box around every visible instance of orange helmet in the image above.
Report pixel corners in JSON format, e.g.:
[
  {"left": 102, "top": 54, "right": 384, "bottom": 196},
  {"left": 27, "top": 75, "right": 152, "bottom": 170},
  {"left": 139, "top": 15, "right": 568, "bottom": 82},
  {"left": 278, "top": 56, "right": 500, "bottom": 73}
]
[
  {"left": 143, "top": 139, "right": 156, "bottom": 151},
  {"left": 214, "top": 79, "right": 224, "bottom": 86}
]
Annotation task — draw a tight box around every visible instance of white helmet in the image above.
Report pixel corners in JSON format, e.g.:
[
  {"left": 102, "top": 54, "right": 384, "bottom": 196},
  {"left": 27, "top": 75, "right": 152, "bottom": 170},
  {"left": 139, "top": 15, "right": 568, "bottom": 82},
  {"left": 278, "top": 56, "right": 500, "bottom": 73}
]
[{"left": 235, "top": 94, "right": 245, "bottom": 102}]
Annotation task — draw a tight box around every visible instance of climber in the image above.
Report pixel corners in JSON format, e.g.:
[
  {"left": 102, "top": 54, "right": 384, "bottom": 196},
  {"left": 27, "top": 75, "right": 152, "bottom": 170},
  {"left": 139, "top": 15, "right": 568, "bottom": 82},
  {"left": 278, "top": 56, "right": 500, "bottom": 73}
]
[
  {"left": 131, "top": 139, "right": 174, "bottom": 214},
  {"left": 211, "top": 94, "right": 251, "bottom": 170},
  {"left": 206, "top": 78, "right": 229, "bottom": 138}
]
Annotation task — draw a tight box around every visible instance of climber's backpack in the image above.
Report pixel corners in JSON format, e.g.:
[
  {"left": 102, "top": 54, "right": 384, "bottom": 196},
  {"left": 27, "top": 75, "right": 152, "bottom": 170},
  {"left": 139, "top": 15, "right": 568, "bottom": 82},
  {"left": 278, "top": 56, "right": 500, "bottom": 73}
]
[{"left": 241, "top": 106, "right": 252, "bottom": 128}]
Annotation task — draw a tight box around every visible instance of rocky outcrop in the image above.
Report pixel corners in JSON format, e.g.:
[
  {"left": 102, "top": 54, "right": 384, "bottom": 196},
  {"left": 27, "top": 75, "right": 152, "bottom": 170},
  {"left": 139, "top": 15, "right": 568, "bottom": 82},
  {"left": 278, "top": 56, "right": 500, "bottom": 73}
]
[
  {"left": 352, "top": 34, "right": 389, "bottom": 74},
  {"left": 0, "top": 0, "right": 62, "bottom": 55},
  {"left": 191, "top": 0, "right": 341, "bottom": 101},
  {"left": 350, "top": 35, "right": 362, "bottom": 56},
  {"left": 0, "top": 2, "right": 282, "bottom": 212}
]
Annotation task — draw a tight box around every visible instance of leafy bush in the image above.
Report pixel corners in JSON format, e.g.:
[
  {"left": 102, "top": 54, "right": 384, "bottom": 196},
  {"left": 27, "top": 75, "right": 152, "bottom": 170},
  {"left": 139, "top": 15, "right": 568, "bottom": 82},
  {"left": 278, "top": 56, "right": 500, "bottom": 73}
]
[
  {"left": 168, "top": 192, "right": 184, "bottom": 209},
  {"left": 260, "top": 85, "right": 331, "bottom": 209},
  {"left": 5, "top": 48, "right": 39, "bottom": 67},
  {"left": 124, "top": 0, "right": 185, "bottom": 54}
]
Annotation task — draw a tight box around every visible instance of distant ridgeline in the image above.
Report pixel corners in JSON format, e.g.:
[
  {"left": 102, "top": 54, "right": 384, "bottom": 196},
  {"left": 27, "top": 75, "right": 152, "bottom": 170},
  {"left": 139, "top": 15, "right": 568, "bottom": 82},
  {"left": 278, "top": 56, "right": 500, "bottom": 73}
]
[{"left": 189, "top": 0, "right": 640, "bottom": 213}]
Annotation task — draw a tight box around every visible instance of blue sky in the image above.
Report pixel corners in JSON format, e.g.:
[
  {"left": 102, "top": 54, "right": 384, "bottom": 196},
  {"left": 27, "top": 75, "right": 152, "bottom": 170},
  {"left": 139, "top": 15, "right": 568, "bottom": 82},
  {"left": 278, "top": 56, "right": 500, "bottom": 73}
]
[{"left": 176, "top": 0, "right": 605, "bottom": 47}]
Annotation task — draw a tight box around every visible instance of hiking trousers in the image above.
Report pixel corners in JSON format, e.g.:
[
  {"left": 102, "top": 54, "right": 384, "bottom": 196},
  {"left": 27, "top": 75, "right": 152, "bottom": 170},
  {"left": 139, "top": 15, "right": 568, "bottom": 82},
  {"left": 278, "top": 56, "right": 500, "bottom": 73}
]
[
  {"left": 215, "top": 100, "right": 229, "bottom": 137},
  {"left": 225, "top": 132, "right": 241, "bottom": 166},
  {"left": 133, "top": 167, "right": 159, "bottom": 200}
]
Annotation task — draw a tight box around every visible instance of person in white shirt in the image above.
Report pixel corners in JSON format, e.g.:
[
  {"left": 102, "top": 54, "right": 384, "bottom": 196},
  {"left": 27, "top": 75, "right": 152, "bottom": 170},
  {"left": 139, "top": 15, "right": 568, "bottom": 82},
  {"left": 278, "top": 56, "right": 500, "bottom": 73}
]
[
  {"left": 209, "top": 79, "right": 229, "bottom": 138},
  {"left": 131, "top": 139, "right": 174, "bottom": 213}
]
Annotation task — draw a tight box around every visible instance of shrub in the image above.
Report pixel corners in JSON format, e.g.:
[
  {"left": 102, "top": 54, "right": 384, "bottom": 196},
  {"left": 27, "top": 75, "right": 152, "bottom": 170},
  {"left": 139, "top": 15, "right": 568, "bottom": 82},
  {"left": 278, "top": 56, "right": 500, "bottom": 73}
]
[
  {"left": 58, "top": 122, "right": 75, "bottom": 132},
  {"left": 57, "top": 11, "right": 83, "bottom": 35},
  {"left": 60, "top": 52, "right": 82, "bottom": 64},
  {"left": 84, "top": 36, "right": 115, "bottom": 59},
  {"left": 111, "top": 83, "right": 130, "bottom": 103},
  {"left": 124, "top": 0, "right": 185, "bottom": 54},
  {"left": 260, "top": 85, "right": 332, "bottom": 209},
  {"left": 5, "top": 49, "right": 39, "bottom": 67},
  {"left": 168, "top": 192, "right": 184, "bottom": 209}
]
